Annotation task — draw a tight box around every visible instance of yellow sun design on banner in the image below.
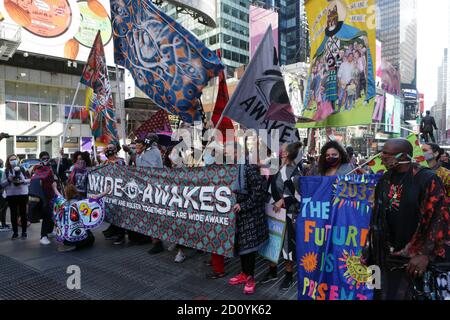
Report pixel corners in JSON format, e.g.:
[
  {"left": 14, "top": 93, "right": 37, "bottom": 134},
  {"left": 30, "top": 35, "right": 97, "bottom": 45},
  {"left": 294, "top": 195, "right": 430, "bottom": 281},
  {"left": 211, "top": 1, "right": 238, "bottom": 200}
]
[
  {"left": 338, "top": 250, "right": 369, "bottom": 289},
  {"left": 300, "top": 252, "right": 318, "bottom": 273}
]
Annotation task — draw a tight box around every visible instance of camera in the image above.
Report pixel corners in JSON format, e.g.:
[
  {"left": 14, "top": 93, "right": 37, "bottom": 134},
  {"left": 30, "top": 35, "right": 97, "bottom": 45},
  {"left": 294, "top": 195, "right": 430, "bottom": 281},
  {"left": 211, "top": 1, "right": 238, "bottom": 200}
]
[
  {"left": 0, "top": 132, "right": 11, "bottom": 141},
  {"left": 12, "top": 167, "right": 23, "bottom": 185}
]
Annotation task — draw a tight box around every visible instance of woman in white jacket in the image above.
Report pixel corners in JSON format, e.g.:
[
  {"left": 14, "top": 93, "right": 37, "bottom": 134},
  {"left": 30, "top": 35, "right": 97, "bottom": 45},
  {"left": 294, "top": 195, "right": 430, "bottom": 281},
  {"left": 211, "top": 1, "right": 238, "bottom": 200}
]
[{"left": 0, "top": 155, "right": 30, "bottom": 239}]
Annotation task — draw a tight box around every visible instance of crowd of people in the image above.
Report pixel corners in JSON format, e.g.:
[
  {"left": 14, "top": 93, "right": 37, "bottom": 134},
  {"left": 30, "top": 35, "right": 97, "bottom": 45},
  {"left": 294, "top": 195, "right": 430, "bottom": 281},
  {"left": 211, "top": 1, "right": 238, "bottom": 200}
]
[{"left": 0, "top": 133, "right": 449, "bottom": 299}]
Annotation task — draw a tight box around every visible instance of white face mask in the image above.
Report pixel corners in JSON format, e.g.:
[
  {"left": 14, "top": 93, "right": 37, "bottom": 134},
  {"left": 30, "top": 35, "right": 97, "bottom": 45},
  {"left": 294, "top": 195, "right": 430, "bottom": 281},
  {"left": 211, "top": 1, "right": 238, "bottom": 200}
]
[{"left": 10, "top": 160, "right": 18, "bottom": 167}]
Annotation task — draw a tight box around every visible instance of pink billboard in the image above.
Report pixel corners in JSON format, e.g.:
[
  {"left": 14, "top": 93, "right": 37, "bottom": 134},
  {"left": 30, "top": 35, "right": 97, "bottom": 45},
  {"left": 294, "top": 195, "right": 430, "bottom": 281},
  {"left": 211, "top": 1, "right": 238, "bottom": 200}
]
[{"left": 249, "top": 5, "right": 279, "bottom": 59}]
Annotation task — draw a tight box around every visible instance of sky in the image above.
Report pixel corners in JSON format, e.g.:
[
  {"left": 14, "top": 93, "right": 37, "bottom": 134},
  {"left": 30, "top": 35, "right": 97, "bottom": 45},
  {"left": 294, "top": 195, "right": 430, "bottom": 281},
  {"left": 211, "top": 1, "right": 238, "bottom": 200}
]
[{"left": 417, "top": 0, "right": 448, "bottom": 110}]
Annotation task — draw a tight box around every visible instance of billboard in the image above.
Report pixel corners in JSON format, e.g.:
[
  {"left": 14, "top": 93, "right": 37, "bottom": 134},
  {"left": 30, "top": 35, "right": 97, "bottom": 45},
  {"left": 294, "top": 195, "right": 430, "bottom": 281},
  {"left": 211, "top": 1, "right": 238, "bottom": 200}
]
[
  {"left": 249, "top": 5, "right": 279, "bottom": 59},
  {"left": 0, "top": 0, "right": 114, "bottom": 64},
  {"left": 165, "top": 0, "right": 217, "bottom": 27},
  {"left": 384, "top": 93, "right": 401, "bottom": 134},
  {"left": 300, "top": 0, "right": 376, "bottom": 128}
]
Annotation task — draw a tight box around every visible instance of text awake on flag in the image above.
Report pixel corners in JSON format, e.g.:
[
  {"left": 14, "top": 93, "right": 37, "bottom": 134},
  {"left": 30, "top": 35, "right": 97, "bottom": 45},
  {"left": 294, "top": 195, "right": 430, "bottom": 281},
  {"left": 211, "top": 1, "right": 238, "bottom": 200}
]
[
  {"left": 110, "top": 0, "right": 224, "bottom": 123},
  {"left": 222, "top": 26, "right": 299, "bottom": 145},
  {"left": 80, "top": 31, "right": 119, "bottom": 147}
]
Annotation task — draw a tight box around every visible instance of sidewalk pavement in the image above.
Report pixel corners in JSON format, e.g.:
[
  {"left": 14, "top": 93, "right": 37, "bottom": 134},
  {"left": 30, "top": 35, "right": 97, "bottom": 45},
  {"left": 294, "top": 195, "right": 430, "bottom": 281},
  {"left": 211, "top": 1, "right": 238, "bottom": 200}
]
[{"left": 0, "top": 222, "right": 298, "bottom": 300}]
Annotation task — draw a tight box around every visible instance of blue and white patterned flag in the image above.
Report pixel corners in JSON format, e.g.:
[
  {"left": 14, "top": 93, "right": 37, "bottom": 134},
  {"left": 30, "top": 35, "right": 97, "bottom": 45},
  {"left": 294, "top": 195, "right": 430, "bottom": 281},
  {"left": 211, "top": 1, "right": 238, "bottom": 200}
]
[{"left": 110, "top": 0, "right": 224, "bottom": 123}]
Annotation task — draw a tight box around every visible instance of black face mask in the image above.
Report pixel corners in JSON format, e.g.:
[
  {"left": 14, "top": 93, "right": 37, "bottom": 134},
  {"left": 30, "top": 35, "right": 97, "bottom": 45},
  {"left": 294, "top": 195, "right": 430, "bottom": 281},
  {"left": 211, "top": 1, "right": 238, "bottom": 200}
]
[
  {"left": 325, "top": 156, "right": 340, "bottom": 168},
  {"left": 105, "top": 150, "right": 115, "bottom": 158}
]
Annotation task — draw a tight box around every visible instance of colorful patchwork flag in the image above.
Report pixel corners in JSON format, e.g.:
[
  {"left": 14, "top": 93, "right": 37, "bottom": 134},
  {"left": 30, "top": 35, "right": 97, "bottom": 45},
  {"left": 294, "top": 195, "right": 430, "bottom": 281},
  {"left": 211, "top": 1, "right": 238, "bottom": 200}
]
[
  {"left": 110, "top": 0, "right": 224, "bottom": 123},
  {"left": 133, "top": 109, "right": 172, "bottom": 140},
  {"left": 80, "top": 31, "right": 119, "bottom": 147}
]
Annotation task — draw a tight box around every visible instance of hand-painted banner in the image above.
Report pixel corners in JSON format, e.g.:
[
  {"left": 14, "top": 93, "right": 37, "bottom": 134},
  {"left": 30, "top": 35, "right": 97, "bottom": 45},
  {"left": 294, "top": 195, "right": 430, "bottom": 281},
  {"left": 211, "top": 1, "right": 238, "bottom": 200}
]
[
  {"left": 298, "top": 0, "right": 376, "bottom": 128},
  {"left": 296, "top": 174, "right": 381, "bottom": 300},
  {"left": 259, "top": 203, "right": 286, "bottom": 263},
  {"left": 87, "top": 164, "right": 238, "bottom": 257}
]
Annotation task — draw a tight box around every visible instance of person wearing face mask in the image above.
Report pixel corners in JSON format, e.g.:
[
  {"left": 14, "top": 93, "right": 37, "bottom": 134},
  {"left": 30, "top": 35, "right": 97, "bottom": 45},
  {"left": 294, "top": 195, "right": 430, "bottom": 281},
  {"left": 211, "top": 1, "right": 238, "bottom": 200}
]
[
  {"left": 104, "top": 143, "right": 126, "bottom": 166},
  {"left": 440, "top": 152, "right": 450, "bottom": 170},
  {"left": 31, "top": 152, "right": 58, "bottom": 245},
  {"left": 68, "top": 152, "right": 91, "bottom": 199},
  {"left": 131, "top": 133, "right": 164, "bottom": 253},
  {"left": 422, "top": 143, "right": 450, "bottom": 197},
  {"left": 100, "top": 143, "right": 127, "bottom": 245},
  {"left": 363, "top": 138, "right": 449, "bottom": 300},
  {"left": 260, "top": 142, "right": 303, "bottom": 290},
  {"left": 313, "top": 141, "right": 354, "bottom": 176},
  {"left": 1, "top": 154, "right": 30, "bottom": 240},
  {"left": 0, "top": 159, "right": 11, "bottom": 231}
]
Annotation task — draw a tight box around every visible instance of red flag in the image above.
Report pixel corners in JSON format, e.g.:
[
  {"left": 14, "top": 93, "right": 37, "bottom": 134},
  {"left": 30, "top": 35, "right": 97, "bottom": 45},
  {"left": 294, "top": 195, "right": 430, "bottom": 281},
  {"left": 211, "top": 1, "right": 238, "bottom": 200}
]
[
  {"left": 134, "top": 109, "right": 171, "bottom": 139},
  {"left": 211, "top": 50, "right": 234, "bottom": 143}
]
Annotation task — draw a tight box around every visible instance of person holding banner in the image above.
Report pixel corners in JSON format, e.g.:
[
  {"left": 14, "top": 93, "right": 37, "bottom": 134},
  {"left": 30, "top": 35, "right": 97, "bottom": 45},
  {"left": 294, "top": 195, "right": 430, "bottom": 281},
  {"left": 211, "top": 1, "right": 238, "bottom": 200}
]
[
  {"left": 261, "top": 142, "right": 303, "bottom": 290},
  {"left": 313, "top": 141, "right": 354, "bottom": 176},
  {"left": 102, "top": 143, "right": 127, "bottom": 245},
  {"left": 422, "top": 143, "right": 450, "bottom": 197},
  {"left": 364, "top": 138, "right": 449, "bottom": 300},
  {"left": 228, "top": 143, "right": 269, "bottom": 295}
]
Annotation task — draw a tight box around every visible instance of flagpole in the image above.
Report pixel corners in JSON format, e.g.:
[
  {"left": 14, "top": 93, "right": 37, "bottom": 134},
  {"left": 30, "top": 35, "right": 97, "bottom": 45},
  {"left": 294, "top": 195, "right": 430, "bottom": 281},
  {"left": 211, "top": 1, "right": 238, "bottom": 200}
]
[
  {"left": 58, "top": 82, "right": 81, "bottom": 174},
  {"left": 115, "top": 65, "right": 127, "bottom": 154},
  {"left": 345, "top": 152, "right": 382, "bottom": 176},
  {"left": 89, "top": 112, "right": 98, "bottom": 165}
]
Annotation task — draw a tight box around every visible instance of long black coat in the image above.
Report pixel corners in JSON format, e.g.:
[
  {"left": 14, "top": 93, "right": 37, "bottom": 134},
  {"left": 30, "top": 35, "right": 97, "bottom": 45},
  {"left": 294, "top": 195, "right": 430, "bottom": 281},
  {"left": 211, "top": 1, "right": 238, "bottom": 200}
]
[{"left": 235, "top": 164, "right": 269, "bottom": 255}]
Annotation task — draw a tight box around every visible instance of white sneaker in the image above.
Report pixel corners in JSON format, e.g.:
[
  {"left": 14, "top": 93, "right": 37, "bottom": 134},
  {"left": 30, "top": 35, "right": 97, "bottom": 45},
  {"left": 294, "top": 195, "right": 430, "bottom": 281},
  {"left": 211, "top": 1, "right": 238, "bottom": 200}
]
[
  {"left": 174, "top": 252, "right": 186, "bottom": 263},
  {"left": 40, "top": 236, "right": 51, "bottom": 245}
]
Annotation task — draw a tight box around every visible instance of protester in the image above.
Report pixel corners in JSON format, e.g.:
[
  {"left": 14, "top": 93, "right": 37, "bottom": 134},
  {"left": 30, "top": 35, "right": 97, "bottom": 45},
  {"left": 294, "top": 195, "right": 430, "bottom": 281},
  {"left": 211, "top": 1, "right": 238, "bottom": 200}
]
[
  {"left": 261, "top": 142, "right": 302, "bottom": 290},
  {"left": 0, "top": 155, "right": 29, "bottom": 239},
  {"left": 163, "top": 144, "right": 188, "bottom": 263},
  {"left": 68, "top": 151, "right": 91, "bottom": 198},
  {"left": 422, "top": 143, "right": 450, "bottom": 197},
  {"left": 228, "top": 142, "right": 269, "bottom": 295},
  {"left": 31, "top": 152, "right": 57, "bottom": 245},
  {"left": 420, "top": 111, "right": 438, "bottom": 143},
  {"left": 346, "top": 146, "right": 358, "bottom": 167},
  {"left": 364, "top": 138, "right": 449, "bottom": 300},
  {"left": 440, "top": 151, "right": 450, "bottom": 170},
  {"left": 312, "top": 141, "right": 354, "bottom": 176},
  {"left": 101, "top": 142, "right": 127, "bottom": 245},
  {"left": 132, "top": 133, "right": 164, "bottom": 253},
  {"left": 0, "top": 159, "right": 11, "bottom": 231},
  {"left": 52, "top": 183, "right": 110, "bottom": 252}
]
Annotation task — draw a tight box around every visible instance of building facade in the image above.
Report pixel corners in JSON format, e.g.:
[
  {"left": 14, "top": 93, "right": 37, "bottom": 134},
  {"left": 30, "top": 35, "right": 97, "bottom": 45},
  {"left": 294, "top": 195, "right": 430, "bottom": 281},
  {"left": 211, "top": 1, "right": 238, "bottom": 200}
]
[{"left": 377, "top": 0, "right": 418, "bottom": 86}]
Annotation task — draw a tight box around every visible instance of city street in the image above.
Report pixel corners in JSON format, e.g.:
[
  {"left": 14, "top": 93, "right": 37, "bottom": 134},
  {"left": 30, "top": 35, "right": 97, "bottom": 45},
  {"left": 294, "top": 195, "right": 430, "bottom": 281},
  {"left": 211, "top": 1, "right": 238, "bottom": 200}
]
[{"left": 0, "top": 222, "right": 297, "bottom": 300}]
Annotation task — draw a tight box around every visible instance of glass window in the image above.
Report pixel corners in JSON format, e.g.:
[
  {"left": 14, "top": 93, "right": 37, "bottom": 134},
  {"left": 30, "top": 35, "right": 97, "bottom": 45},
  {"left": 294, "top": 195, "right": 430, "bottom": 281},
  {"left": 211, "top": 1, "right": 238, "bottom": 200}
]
[
  {"left": 17, "top": 103, "right": 29, "bottom": 121},
  {"left": 15, "top": 83, "right": 27, "bottom": 101},
  {"left": 51, "top": 105, "right": 59, "bottom": 122},
  {"left": 41, "top": 104, "right": 51, "bottom": 122},
  {"left": 6, "top": 101, "right": 17, "bottom": 120},
  {"left": 30, "top": 103, "right": 40, "bottom": 121},
  {"left": 40, "top": 136, "right": 53, "bottom": 155}
]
